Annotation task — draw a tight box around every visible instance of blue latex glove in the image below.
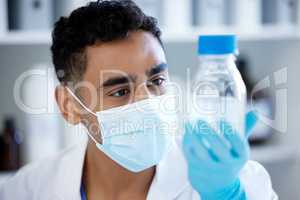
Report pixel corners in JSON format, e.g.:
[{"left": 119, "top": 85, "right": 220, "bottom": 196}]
[{"left": 183, "top": 112, "right": 258, "bottom": 200}]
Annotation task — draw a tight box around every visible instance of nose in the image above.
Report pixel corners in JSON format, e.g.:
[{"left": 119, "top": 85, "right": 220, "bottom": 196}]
[{"left": 133, "top": 82, "right": 152, "bottom": 102}]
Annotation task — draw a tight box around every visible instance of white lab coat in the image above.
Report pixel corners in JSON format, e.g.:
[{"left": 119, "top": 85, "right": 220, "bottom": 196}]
[{"left": 0, "top": 136, "right": 277, "bottom": 200}]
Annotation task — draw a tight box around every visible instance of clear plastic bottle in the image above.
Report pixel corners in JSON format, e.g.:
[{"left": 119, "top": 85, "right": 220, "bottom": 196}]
[{"left": 192, "top": 35, "right": 246, "bottom": 136}]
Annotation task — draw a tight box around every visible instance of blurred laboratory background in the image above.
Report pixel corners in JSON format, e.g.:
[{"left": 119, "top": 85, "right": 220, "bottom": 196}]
[{"left": 0, "top": 0, "right": 299, "bottom": 199}]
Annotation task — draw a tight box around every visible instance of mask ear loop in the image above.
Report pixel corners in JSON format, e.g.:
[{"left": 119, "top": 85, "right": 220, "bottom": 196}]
[{"left": 65, "top": 87, "right": 105, "bottom": 145}]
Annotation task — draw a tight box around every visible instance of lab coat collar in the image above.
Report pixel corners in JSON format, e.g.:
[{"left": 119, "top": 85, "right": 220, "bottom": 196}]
[
  {"left": 54, "top": 136, "right": 189, "bottom": 200},
  {"left": 147, "top": 138, "right": 190, "bottom": 199},
  {"left": 54, "top": 137, "right": 87, "bottom": 200}
]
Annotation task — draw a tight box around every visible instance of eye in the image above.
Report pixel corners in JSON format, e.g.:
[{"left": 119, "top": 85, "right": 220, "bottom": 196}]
[
  {"left": 149, "top": 77, "right": 166, "bottom": 86},
  {"left": 109, "top": 88, "right": 130, "bottom": 97}
]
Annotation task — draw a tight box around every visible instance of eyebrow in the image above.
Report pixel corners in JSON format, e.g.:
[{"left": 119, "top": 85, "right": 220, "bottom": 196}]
[
  {"left": 100, "top": 63, "right": 167, "bottom": 88},
  {"left": 101, "top": 75, "right": 135, "bottom": 88},
  {"left": 146, "top": 63, "right": 168, "bottom": 77}
]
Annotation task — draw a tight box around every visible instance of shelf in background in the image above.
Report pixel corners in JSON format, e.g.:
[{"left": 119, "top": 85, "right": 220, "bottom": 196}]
[
  {"left": 0, "top": 31, "right": 51, "bottom": 45},
  {"left": 162, "top": 25, "right": 300, "bottom": 43},
  {"left": 0, "top": 25, "right": 300, "bottom": 45}
]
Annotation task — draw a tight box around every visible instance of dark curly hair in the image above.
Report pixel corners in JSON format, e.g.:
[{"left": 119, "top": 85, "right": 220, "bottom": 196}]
[{"left": 51, "top": 0, "right": 163, "bottom": 84}]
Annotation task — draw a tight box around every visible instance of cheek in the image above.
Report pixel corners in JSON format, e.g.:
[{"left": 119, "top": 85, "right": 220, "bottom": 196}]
[{"left": 99, "top": 95, "right": 131, "bottom": 111}]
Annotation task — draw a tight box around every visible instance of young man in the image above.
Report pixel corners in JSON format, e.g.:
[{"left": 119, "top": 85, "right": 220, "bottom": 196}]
[{"left": 0, "top": 1, "right": 277, "bottom": 199}]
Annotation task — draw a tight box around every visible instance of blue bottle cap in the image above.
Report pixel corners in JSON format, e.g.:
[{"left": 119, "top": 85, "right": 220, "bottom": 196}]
[{"left": 198, "top": 35, "right": 237, "bottom": 55}]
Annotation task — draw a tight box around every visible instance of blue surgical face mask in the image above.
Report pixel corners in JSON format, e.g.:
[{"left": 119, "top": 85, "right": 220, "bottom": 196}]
[{"left": 66, "top": 88, "right": 178, "bottom": 173}]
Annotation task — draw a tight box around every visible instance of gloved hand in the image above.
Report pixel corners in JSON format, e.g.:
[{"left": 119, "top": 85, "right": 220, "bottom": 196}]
[{"left": 183, "top": 112, "right": 257, "bottom": 200}]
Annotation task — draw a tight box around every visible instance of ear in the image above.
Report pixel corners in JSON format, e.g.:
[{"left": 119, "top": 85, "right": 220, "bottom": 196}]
[{"left": 55, "top": 85, "right": 81, "bottom": 125}]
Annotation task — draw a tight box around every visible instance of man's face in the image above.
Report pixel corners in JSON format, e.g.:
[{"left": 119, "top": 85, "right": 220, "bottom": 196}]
[
  {"left": 80, "top": 30, "right": 167, "bottom": 110},
  {"left": 57, "top": 30, "right": 168, "bottom": 140}
]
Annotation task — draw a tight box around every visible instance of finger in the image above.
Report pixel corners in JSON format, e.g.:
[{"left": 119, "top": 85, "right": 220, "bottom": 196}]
[
  {"left": 191, "top": 134, "right": 216, "bottom": 162},
  {"left": 183, "top": 123, "right": 211, "bottom": 162},
  {"left": 194, "top": 120, "right": 232, "bottom": 161},
  {"left": 245, "top": 111, "right": 258, "bottom": 138},
  {"left": 219, "top": 120, "right": 248, "bottom": 158}
]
